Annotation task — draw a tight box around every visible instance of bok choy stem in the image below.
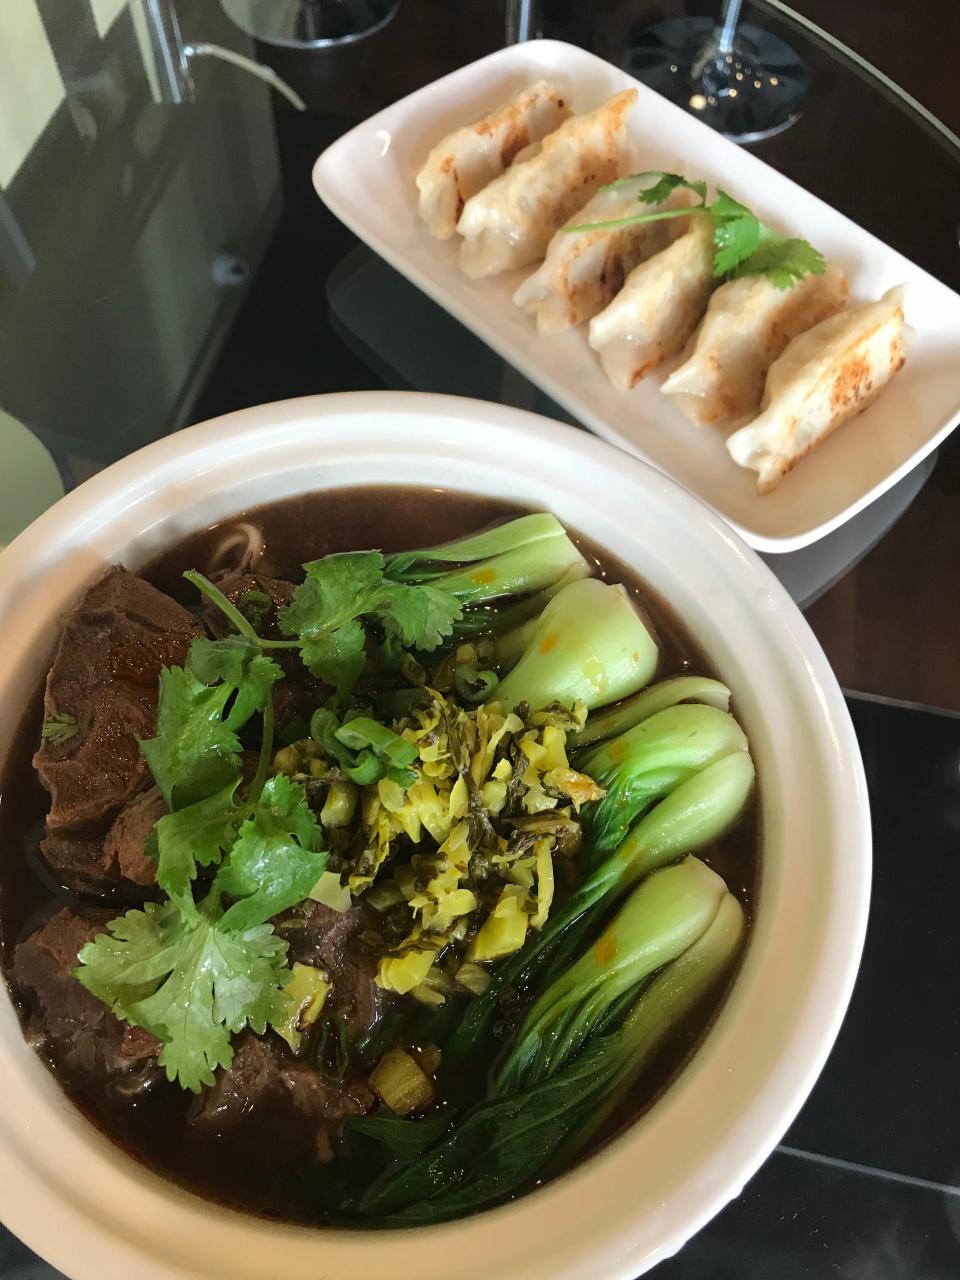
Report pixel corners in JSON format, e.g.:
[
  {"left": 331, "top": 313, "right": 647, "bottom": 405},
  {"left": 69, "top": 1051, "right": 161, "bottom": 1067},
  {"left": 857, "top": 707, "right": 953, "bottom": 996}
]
[
  {"left": 570, "top": 675, "right": 732, "bottom": 749},
  {"left": 495, "top": 857, "right": 727, "bottom": 1093},
  {"left": 385, "top": 513, "right": 588, "bottom": 607},
  {"left": 490, "top": 577, "right": 659, "bottom": 713},
  {"left": 359, "top": 883, "right": 745, "bottom": 1223},
  {"left": 580, "top": 704, "right": 748, "bottom": 861}
]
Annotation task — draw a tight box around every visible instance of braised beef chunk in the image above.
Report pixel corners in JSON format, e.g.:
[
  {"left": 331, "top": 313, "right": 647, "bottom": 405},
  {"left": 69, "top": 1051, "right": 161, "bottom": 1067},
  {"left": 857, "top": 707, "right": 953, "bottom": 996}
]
[
  {"left": 278, "top": 901, "right": 391, "bottom": 1041},
  {"left": 12, "top": 907, "right": 161, "bottom": 1097},
  {"left": 190, "top": 1031, "right": 373, "bottom": 1163},
  {"left": 203, "top": 571, "right": 296, "bottom": 639},
  {"left": 33, "top": 568, "right": 200, "bottom": 894},
  {"left": 103, "top": 788, "right": 167, "bottom": 886}
]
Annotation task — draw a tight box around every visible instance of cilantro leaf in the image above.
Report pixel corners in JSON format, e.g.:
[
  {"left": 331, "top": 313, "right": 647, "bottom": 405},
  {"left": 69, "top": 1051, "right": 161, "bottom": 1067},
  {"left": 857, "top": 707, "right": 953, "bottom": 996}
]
[
  {"left": 216, "top": 775, "right": 327, "bottom": 931},
  {"left": 300, "top": 618, "right": 368, "bottom": 696},
  {"left": 375, "top": 581, "right": 463, "bottom": 651},
  {"left": 732, "top": 226, "right": 827, "bottom": 289},
  {"left": 40, "top": 712, "right": 78, "bottom": 745},
  {"left": 154, "top": 782, "right": 241, "bottom": 916},
  {"left": 140, "top": 666, "right": 242, "bottom": 810},
  {"left": 634, "top": 172, "right": 707, "bottom": 207},
  {"left": 278, "top": 552, "right": 383, "bottom": 693},
  {"left": 75, "top": 899, "right": 290, "bottom": 1092},
  {"left": 141, "top": 637, "right": 282, "bottom": 810},
  {"left": 710, "top": 189, "right": 761, "bottom": 277},
  {"left": 566, "top": 173, "right": 825, "bottom": 291},
  {"left": 187, "top": 635, "right": 283, "bottom": 730},
  {"left": 278, "top": 551, "right": 461, "bottom": 694}
]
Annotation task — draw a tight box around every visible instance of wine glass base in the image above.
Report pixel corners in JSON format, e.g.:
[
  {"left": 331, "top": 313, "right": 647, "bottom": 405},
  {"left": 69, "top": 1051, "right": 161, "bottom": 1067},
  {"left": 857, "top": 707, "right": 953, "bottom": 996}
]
[
  {"left": 221, "top": 0, "right": 399, "bottom": 49},
  {"left": 626, "top": 17, "right": 808, "bottom": 143}
]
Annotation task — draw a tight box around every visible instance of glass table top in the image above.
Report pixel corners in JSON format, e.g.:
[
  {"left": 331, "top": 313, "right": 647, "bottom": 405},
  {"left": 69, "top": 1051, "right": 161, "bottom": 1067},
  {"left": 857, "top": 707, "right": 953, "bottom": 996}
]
[{"left": 1, "top": 0, "right": 959, "bottom": 1275}]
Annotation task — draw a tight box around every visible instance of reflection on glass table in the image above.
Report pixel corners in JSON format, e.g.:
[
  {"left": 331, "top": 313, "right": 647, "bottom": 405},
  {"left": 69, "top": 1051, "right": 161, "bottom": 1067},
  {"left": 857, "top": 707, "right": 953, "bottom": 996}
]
[
  {"left": 221, "top": 0, "right": 400, "bottom": 48},
  {"left": 0, "top": 0, "right": 283, "bottom": 483},
  {"left": 627, "top": 0, "right": 808, "bottom": 141},
  {"left": 325, "top": 243, "right": 937, "bottom": 609}
]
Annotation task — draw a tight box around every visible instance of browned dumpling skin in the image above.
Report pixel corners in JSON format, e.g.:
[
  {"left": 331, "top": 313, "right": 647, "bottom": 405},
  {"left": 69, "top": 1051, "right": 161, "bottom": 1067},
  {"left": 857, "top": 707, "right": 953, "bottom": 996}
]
[
  {"left": 513, "top": 183, "right": 695, "bottom": 336},
  {"left": 416, "top": 81, "right": 571, "bottom": 240},
  {"left": 457, "top": 89, "right": 638, "bottom": 279},
  {"left": 726, "top": 286, "right": 907, "bottom": 493},
  {"left": 661, "top": 265, "right": 848, "bottom": 426},
  {"left": 588, "top": 215, "right": 716, "bottom": 389}
]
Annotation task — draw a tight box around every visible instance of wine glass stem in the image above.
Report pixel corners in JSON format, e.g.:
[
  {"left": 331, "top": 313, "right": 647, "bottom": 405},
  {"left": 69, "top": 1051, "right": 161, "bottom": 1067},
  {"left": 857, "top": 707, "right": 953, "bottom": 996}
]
[
  {"left": 506, "top": 0, "right": 537, "bottom": 44},
  {"left": 716, "top": 0, "right": 743, "bottom": 55}
]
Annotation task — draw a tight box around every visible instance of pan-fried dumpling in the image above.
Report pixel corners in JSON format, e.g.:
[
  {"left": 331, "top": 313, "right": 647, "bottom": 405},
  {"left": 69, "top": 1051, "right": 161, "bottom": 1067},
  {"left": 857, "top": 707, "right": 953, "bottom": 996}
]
[
  {"left": 457, "top": 89, "right": 638, "bottom": 279},
  {"left": 661, "top": 265, "right": 848, "bottom": 425},
  {"left": 512, "top": 184, "right": 696, "bottom": 335},
  {"left": 726, "top": 286, "right": 907, "bottom": 494},
  {"left": 588, "top": 214, "right": 715, "bottom": 389},
  {"left": 416, "top": 81, "right": 571, "bottom": 240}
]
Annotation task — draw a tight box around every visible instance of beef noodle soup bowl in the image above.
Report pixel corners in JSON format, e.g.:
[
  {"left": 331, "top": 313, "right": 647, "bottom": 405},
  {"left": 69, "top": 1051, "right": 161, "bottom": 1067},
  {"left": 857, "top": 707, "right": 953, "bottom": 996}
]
[{"left": 0, "top": 393, "right": 869, "bottom": 1280}]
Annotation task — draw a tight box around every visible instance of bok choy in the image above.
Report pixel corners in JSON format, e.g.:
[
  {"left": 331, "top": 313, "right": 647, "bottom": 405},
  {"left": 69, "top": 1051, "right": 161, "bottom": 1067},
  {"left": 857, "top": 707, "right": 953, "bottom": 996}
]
[
  {"left": 491, "top": 577, "right": 659, "bottom": 713},
  {"left": 496, "top": 857, "right": 727, "bottom": 1092},
  {"left": 570, "top": 674, "right": 732, "bottom": 749},
  {"left": 579, "top": 704, "right": 748, "bottom": 861},
  {"left": 385, "top": 513, "right": 588, "bottom": 607},
  {"left": 357, "top": 881, "right": 745, "bottom": 1222},
  {"left": 442, "top": 722, "right": 753, "bottom": 1067}
]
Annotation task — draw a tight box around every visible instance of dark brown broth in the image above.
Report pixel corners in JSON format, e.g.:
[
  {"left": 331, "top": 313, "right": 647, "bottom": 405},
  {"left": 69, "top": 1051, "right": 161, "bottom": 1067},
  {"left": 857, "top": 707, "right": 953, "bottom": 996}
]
[{"left": 0, "top": 485, "right": 758, "bottom": 1224}]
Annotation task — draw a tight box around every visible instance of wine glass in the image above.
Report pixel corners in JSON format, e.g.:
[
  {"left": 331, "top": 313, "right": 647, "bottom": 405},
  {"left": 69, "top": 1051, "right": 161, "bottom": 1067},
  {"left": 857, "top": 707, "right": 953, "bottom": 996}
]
[
  {"left": 221, "top": 0, "right": 399, "bottom": 49},
  {"left": 626, "top": 0, "right": 808, "bottom": 143}
]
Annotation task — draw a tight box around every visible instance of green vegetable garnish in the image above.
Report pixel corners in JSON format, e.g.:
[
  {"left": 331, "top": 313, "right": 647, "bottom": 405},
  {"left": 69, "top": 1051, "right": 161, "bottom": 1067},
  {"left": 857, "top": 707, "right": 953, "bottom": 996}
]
[
  {"left": 277, "top": 551, "right": 462, "bottom": 694},
  {"left": 40, "top": 712, "right": 78, "bottom": 744},
  {"left": 490, "top": 577, "right": 659, "bottom": 714},
  {"left": 78, "top": 772, "right": 327, "bottom": 1089},
  {"left": 333, "top": 715, "right": 419, "bottom": 787},
  {"left": 565, "top": 170, "right": 826, "bottom": 290},
  {"left": 76, "top": 896, "right": 291, "bottom": 1094},
  {"left": 569, "top": 675, "right": 732, "bottom": 749},
  {"left": 441, "top": 726, "right": 754, "bottom": 1069},
  {"left": 215, "top": 774, "right": 327, "bottom": 931},
  {"left": 139, "top": 639, "right": 282, "bottom": 811},
  {"left": 579, "top": 703, "right": 748, "bottom": 861},
  {"left": 385, "top": 513, "right": 588, "bottom": 617}
]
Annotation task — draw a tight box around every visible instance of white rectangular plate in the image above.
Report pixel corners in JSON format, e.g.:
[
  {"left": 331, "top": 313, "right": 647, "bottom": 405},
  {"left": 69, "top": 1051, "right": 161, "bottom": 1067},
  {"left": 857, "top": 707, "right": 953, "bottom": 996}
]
[{"left": 313, "top": 39, "right": 960, "bottom": 552}]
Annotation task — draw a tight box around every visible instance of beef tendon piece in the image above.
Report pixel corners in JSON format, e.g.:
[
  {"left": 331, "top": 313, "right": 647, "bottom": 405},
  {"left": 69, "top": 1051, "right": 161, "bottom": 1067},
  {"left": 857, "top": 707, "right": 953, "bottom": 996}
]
[
  {"left": 12, "top": 907, "right": 162, "bottom": 1099},
  {"left": 33, "top": 568, "right": 201, "bottom": 894}
]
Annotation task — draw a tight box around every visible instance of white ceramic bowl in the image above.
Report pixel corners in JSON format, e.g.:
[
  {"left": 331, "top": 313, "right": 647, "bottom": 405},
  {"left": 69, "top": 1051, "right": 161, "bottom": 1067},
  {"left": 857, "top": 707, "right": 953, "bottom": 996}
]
[{"left": 0, "top": 392, "right": 870, "bottom": 1280}]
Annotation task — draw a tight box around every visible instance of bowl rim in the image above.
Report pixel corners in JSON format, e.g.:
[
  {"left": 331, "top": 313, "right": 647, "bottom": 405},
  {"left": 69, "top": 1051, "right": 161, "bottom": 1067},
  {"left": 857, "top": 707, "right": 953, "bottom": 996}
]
[{"left": 0, "top": 391, "right": 871, "bottom": 1280}]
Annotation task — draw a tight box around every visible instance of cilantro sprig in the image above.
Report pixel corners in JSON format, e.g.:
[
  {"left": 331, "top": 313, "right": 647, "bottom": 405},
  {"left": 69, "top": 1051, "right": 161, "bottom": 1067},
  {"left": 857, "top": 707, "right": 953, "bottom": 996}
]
[
  {"left": 76, "top": 550, "right": 457, "bottom": 1090},
  {"left": 40, "top": 712, "right": 78, "bottom": 744},
  {"left": 277, "top": 551, "right": 463, "bottom": 695},
  {"left": 76, "top": 896, "right": 292, "bottom": 1093},
  {"left": 565, "top": 171, "right": 825, "bottom": 291}
]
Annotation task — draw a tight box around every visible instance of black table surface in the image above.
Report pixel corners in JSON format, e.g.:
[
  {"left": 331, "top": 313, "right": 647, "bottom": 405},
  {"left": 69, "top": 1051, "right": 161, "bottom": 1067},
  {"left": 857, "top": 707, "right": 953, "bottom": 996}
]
[{"left": 1, "top": 0, "right": 959, "bottom": 1276}]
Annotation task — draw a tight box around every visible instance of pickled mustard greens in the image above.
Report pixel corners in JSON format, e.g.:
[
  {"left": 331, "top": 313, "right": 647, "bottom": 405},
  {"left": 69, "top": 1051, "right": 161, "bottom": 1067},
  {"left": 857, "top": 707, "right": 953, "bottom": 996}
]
[{"left": 57, "top": 507, "right": 756, "bottom": 1222}]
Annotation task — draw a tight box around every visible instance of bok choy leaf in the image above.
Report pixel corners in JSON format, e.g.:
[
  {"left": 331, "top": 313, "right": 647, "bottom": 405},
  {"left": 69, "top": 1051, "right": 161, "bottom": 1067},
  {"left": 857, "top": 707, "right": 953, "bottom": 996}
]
[{"left": 495, "top": 857, "right": 727, "bottom": 1092}]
